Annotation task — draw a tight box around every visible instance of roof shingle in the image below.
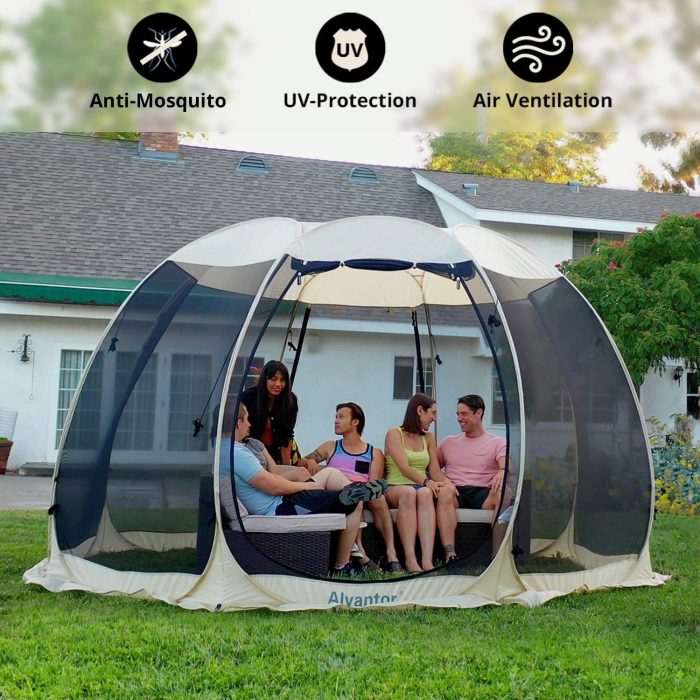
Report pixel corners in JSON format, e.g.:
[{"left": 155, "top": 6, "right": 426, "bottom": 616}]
[{"left": 0, "top": 133, "right": 444, "bottom": 280}]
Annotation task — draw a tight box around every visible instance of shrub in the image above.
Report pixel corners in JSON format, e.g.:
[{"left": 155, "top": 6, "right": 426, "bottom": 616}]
[{"left": 647, "top": 415, "right": 700, "bottom": 516}]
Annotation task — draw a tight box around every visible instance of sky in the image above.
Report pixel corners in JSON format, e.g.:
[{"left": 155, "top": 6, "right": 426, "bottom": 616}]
[{"left": 1, "top": 1, "right": 695, "bottom": 192}]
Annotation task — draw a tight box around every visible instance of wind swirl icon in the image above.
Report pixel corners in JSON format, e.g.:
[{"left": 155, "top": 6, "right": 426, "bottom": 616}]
[{"left": 510, "top": 25, "right": 566, "bottom": 74}]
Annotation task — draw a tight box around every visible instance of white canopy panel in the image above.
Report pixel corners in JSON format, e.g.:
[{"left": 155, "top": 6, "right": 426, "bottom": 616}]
[{"left": 166, "top": 216, "right": 560, "bottom": 307}]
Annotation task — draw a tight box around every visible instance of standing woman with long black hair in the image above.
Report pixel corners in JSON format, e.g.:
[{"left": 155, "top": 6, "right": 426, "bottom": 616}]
[{"left": 240, "top": 360, "right": 299, "bottom": 465}]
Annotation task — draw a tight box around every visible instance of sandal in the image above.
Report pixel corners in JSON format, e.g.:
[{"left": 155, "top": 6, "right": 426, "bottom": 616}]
[
  {"left": 386, "top": 560, "right": 404, "bottom": 573},
  {"left": 359, "top": 557, "right": 380, "bottom": 571}
]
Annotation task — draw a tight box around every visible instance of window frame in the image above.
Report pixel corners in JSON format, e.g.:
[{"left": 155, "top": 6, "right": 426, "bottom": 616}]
[
  {"left": 572, "top": 230, "right": 625, "bottom": 261},
  {"left": 393, "top": 356, "right": 435, "bottom": 400}
]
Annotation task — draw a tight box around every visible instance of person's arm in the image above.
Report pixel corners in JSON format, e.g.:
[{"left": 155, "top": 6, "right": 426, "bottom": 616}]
[
  {"left": 436, "top": 441, "right": 445, "bottom": 468},
  {"left": 369, "top": 447, "right": 386, "bottom": 481},
  {"left": 384, "top": 428, "right": 429, "bottom": 485},
  {"left": 249, "top": 468, "right": 321, "bottom": 496},
  {"left": 262, "top": 446, "right": 281, "bottom": 474},
  {"left": 298, "top": 441, "right": 334, "bottom": 475},
  {"left": 279, "top": 442, "right": 292, "bottom": 467},
  {"left": 489, "top": 456, "right": 507, "bottom": 492},
  {"left": 424, "top": 433, "right": 447, "bottom": 496}
]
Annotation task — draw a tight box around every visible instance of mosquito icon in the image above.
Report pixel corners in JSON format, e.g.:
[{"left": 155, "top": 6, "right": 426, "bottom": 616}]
[{"left": 142, "top": 28, "right": 185, "bottom": 72}]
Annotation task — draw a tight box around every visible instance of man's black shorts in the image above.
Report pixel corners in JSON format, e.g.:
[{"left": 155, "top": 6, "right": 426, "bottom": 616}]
[
  {"left": 275, "top": 490, "right": 355, "bottom": 516},
  {"left": 456, "top": 485, "right": 490, "bottom": 509}
]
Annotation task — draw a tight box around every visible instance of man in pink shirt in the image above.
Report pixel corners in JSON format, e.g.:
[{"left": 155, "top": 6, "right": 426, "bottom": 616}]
[{"left": 436, "top": 394, "right": 508, "bottom": 562}]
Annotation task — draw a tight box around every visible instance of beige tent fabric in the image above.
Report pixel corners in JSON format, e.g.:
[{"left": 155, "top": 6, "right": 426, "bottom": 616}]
[
  {"left": 24, "top": 513, "right": 667, "bottom": 611},
  {"left": 24, "top": 216, "right": 664, "bottom": 611}
]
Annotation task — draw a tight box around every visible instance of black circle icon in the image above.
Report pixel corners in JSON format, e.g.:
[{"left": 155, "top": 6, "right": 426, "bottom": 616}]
[
  {"left": 315, "top": 13, "right": 385, "bottom": 83},
  {"left": 503, "top": 13, "right": 573, "bottom": 83},
  {"left": 127, "top": 13, "right": 197, "bottom": 83}
]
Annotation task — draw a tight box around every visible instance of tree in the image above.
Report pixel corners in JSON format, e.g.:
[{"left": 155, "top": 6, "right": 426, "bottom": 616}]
[
  {"left": 419, "top": 1, "right": 699, "bottom": 133},
  {"left": 5, "top": 0, "right": 234, "bottom": 131},
  {"left": 638, "top": 132, "right": 700, "bottom": 193},
  {"left": 426, "top": 132, "right": 612, "bottom": 185},
  {"left": 561, "top": 213, "right": 700, "bottom": 385}
]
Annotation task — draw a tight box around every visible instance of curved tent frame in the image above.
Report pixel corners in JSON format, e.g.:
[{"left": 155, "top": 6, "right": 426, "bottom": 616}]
[{"left": 25, "top": 217, "right": 666, "bottom": 611}]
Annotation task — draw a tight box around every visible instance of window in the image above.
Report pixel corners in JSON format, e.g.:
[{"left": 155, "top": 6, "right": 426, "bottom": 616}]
[
  {"left": 572, "top": 230, "right": 624, "bottom": 261},
  {"left": 540, "top": 387, "right": 574, "bottom": 423},
  {"left": 167, "top": 354, "right": 213, "bottom": 452},
  {"left": 688, "top": 371, "right": 699, "bottom": 419},
  {"left": 113, "top": 353, "right": 158, "bottom": 451},
  {"left": 393, "top": 357, "right": 434, "bottom": 400},
  {"left": 491, "top": 367, "right": 506, "bottom": 425},
  {"left": 56, "top": 350, "right": 103, "bottom": 448},
  {"left": 231, "top": 356, "right": 265, "bottom": 393}
]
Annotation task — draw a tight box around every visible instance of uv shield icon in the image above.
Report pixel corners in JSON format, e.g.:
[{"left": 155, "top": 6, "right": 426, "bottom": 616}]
[
  {"left": 503, "top": 13, "right": 573, "bottom": 83},
  {"left": 331, "top": 29, "right": 369, "bottom": 72},
  {"left": 316, "top": 13, "right": 385, "bottom": 82}
]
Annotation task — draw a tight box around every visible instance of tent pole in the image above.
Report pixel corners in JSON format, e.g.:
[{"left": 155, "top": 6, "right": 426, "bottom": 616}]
[
  {"left": 290, "top": 306, "right": 311, "bottom": 388},
  {"left": 280, "top": 300, "right": 300, "bottom": 361},
  {"left": 424, "top": 304, "right": 442, "bottom": 431},
  {"left": 412, "top": 309, "right": 425, "bottom": 394}
]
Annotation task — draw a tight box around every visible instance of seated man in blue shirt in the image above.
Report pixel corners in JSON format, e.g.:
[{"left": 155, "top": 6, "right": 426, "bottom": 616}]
[{"left": 219, "top": 402, "right": 388, "bottom": 577}]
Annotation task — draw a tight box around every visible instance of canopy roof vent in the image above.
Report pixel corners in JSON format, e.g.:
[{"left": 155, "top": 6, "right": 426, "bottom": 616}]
[
  {"left": 237, "top": 156, "right": 269, "bottom": 174},
  {"left": 349, "top": 166, "right": 379, "bottom": 184},
  {"left": 462, "top": 183, "right": 479, "bottom": 196},
  {"left": 567, "top": 181, "right": 581, "bottom": 193}
]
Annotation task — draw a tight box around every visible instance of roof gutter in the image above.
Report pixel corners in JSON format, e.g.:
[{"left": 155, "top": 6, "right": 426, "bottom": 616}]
[
  {"left": 413, "top": 172, "right": 656, "bottom": 233},
  {"left": 0, "top": 272, "right": 137, "bottom": 306}
]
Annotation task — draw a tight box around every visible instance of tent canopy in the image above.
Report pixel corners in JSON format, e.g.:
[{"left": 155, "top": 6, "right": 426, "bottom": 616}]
[
  {"left": 24, "top": 216, "right": 663, "bottom": 611},
  {"left": 169, "top": 217, "right": 557, "bottom": 306}
]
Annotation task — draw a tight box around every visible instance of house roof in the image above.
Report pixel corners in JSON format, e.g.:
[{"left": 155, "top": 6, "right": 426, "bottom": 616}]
[
  {"left": 417, "top": 170, "right": 700, "bottom": 224},
  {"left": 0, "top": 133, "right": 445, "bottom": 282},
  {"left": 2, "top": 132, "right": 699, "bottom": 293}
]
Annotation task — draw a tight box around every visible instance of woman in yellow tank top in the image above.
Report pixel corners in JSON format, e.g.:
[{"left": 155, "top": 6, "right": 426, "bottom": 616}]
[{"left": 384, "top": 393, "right": 448, "bottom": 572}]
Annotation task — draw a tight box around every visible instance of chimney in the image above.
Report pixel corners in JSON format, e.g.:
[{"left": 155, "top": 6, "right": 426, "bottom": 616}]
[{"left": 138, "top": 132, "right": 179, "bottom": 161}]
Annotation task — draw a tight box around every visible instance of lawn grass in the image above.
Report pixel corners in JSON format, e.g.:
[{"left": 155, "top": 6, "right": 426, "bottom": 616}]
[{"left": 1, "top": 512, "right": 698, "bottom": 699}]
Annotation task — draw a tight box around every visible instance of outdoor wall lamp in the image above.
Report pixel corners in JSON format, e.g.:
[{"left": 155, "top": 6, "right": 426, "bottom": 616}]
[
  {"left": 10, "top": 334, "right": 33, "bottom": 362},
  {"left": 673, "top": 365, "right": 684, "bottom": 384}
]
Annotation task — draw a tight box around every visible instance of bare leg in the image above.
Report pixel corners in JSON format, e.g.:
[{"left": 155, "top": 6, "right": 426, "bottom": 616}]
[
  {"left": 436, "top": 484, "right": 458, "bottom": 559},
  {"left": 386, "top": 486, "right": 421, "bottom": 572},
  {"left": 367, "top": 497, "right": 398, "bottom": 562},
  {"left": 335, "top": 504, "right": 362, "bottom": 567},
  {"left": 312, "top": 467, "right": 350, "bottom": 490},
  {"left": 416, "top": 487, "right": 436, "bottom": 571},
  {"left": 277, "top": 465, "right": 311, "bottom": 482}
]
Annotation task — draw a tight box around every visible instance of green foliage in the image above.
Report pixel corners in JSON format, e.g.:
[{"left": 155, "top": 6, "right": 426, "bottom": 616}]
[
  {"left": 426, "top": 132, "right": 612, "bottom": 185},
  {"left": 639, "top": 132, "right": 700, "bottom": 193},
  {"left": 420, "top": 1, "right": 699, "bottom": 132},
  {"left": 648, "top": 416, "right": 700, "bottom": 516},
  {"left": 563, "top": 213, "right": 700, "bottom": 385},
  {"left": 1, "top": 511, "right": 699, "bottom": 697}
]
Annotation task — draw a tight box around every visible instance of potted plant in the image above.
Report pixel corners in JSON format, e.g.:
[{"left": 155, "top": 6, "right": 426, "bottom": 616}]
[{"left": 0, "top": 437, "right": 13, "bottom": 474}]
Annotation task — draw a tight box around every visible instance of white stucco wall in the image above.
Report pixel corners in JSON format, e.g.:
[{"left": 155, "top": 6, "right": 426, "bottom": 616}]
[
  {"left": 248, "top": 324, "right": 502, "bottom": 455},
  {"left": 0, "top": 299, "right": 507, "bottom": 468},
  {"left": 483, "top": 221, "right": 573, "bottom": 269},
  {"left": 640, "top": 365, "right": 690, "bottom": 430},
  {"left": 1, "top": 301, "right": 692, "bottom": 468},
  {"left": 0, "top": 300, "right": 111, "bottom": 468}
]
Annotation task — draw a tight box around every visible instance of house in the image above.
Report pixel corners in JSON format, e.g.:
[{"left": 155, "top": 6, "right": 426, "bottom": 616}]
[{"left": 0, "top": 132, "right": 697, "bottom": 470}]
